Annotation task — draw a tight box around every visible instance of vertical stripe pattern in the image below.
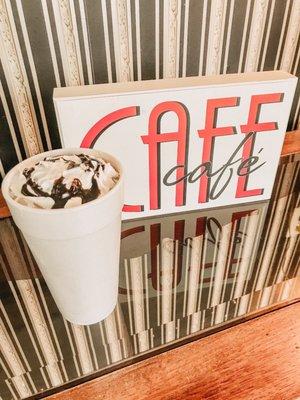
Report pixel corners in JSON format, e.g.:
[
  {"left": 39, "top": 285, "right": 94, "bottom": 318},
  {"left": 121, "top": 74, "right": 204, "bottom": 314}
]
[
  {"left": 0, "top": 154, "right": 299, "bottom": 399},
  {"left": 0, "top": 0, "right": 299, "bottom": 177}
]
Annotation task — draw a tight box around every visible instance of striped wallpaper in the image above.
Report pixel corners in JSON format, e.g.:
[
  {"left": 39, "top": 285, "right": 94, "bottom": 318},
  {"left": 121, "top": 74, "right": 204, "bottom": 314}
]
[
  {"left": 0, "top": 0, "right": 299, "bottom": 183},
  {"left": 0, "top": 153, "right": 299, "bottom": 399}
]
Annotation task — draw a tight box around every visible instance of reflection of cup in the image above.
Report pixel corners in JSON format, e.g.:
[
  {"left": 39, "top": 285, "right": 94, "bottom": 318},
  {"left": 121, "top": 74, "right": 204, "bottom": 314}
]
[{"left": 2, "top": 148, "right": 124, "bottom": 325}]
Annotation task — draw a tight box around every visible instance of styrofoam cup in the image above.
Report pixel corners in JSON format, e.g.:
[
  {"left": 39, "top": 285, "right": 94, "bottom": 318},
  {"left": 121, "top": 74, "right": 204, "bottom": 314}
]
[{"left": 1, "top": 148, "right": 124, "bottom": 325}]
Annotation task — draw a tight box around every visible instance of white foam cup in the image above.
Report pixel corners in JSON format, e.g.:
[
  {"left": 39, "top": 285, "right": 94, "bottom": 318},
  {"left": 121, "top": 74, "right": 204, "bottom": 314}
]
[{"left": 1, "top": 148, "right": 124, "bottom": 325}]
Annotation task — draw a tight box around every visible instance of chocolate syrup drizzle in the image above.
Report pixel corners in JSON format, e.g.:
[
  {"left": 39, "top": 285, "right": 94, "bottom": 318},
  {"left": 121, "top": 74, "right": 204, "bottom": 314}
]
[{"left": 21, "top": 154, "right": 104, "bottom": 209}]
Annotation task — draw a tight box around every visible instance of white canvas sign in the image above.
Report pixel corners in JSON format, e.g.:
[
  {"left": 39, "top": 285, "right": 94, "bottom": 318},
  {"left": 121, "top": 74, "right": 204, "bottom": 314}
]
[{"left": 54, "top": 71, "right": 297, "bottom": 220}]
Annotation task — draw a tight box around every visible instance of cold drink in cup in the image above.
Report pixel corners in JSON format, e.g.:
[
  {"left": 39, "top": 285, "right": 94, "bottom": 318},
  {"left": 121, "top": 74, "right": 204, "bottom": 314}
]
[{"left": 1, "top": 148, "right": 123, "bottom": 325}]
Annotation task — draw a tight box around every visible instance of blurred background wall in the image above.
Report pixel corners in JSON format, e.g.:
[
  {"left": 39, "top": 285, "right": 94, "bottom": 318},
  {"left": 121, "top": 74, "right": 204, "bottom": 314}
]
[{"left": 0, "top": 0, "right": 299, "bottom": 182}]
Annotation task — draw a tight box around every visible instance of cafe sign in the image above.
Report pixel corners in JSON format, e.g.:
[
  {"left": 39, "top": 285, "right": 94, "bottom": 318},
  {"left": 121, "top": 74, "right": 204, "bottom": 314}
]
[{"left": 54, "top": 71, "right": 297, "bottom": 220}]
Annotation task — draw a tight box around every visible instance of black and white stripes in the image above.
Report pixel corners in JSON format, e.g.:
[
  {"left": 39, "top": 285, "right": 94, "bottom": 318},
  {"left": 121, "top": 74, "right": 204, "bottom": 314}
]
[
  {"left": 0, "top": 154, "right": 299, "bottom": 399},
  {"left": 0, "top": 0, "right": 299, "bottom": 182}
]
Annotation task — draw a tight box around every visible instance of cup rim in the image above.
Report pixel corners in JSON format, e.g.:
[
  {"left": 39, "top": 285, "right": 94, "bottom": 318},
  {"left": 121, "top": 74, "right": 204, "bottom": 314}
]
[{"left": 1, "top": 148, "right": 124, "bottom": 215}]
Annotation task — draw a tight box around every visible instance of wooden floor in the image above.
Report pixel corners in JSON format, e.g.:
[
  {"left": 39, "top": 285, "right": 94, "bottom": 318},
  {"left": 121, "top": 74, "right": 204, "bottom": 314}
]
[{"left": 48, "top": 301, "right": 300, "bottom": 400}]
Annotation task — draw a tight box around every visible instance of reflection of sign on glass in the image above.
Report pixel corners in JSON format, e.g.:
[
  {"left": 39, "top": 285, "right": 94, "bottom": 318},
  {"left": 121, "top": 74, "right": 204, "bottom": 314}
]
[
  {"left": 54, "top": 71, "right": 297, "bottom": 219},
  {"left": 119, "top": 202, "right": 267, "bottom": 299}
]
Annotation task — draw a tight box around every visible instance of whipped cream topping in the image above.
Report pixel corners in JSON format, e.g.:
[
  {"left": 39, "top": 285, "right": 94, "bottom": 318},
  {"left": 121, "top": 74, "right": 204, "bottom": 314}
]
[{"left": 10, "top": 154, "right": 119, "bottom": 209}]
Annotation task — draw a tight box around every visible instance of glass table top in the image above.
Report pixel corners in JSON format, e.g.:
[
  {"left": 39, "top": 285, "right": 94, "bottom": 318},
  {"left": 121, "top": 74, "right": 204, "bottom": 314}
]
[{"left": 0, "top": 154, "right": 299, "bottom": 399}]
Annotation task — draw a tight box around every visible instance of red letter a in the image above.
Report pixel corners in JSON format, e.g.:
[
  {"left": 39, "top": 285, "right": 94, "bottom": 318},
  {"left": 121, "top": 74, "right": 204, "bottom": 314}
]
[{"left": 141, "top": 102, "right": 188, "bottom": 210}]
